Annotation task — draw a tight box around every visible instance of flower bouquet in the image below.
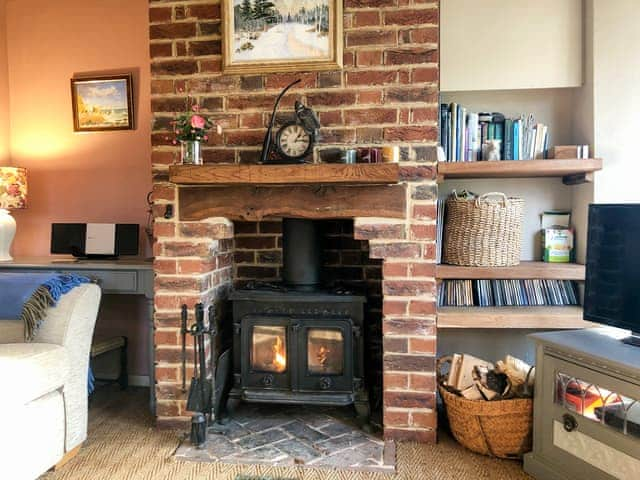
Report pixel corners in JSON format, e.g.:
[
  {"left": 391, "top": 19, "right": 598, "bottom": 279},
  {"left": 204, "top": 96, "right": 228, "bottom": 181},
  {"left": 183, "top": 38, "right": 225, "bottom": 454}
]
[{"left": 172, "top": 96, "right": 221, "bottom": 165}]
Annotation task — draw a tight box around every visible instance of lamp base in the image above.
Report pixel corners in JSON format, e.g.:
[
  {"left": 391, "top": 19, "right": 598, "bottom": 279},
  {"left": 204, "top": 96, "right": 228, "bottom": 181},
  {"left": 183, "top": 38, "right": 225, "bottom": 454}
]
[{"left": 0, "top": 208, "right": 16, "bottom": 262}]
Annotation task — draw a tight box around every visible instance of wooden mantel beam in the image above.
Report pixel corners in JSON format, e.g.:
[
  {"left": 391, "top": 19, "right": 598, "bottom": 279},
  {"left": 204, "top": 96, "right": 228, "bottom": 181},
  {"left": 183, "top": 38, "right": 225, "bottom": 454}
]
[
  {"left": 178, "top": 184, "right": 407, "bottom": 221},
  {"left": 169, "top": 163, "right": 400, "bottom": 186}
]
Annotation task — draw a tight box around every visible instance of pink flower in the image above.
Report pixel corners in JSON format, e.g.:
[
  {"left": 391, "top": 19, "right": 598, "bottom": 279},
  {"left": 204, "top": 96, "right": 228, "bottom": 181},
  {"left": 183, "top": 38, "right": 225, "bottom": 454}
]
[
  {"left": 204, "top": 135, "right": 209, "bottom": 141},
  {"left": 192, "top": 105, "right": 200, "bottom": 112},
  {"left": 191, "top": 115, "right": 206, "bottom": 129},
  {"left": 7, "top": 184, "right": 20, "bottom": 196}
]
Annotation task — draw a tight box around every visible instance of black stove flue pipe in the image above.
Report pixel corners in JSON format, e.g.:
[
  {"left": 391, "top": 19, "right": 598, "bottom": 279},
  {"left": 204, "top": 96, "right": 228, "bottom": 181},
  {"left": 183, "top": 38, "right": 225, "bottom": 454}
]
[{"left": 282, "top": 218, "right": 321, "bottom": 291}]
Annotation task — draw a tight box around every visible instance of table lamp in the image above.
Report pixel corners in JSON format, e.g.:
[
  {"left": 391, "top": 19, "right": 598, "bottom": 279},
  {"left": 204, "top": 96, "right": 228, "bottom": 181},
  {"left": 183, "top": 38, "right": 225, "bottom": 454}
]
[{"left": 0, "top": 167, "right": 28, "bottom": 261}]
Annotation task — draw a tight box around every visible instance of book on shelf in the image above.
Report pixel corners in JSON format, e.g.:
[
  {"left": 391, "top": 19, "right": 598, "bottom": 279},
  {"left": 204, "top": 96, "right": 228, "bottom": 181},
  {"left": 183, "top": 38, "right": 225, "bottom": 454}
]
[
  {"left": 438, "top": 278, "right": 579, "bottom": 308},
  {"left": 439, "top": 103, "right": 550, "bottom": 162}
]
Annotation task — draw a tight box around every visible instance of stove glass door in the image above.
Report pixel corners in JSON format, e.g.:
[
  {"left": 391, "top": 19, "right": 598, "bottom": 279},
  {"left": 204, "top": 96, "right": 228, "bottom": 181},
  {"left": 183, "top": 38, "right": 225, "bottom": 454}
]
[
  {"left": 251, "top": 325, "right": 287, "bottom": 373},
  {"left": 307, "top": 329, "right": 344, "bottom": 375},
  {"left": 298, "top": 318, "right": 354, "bottom": 393}
]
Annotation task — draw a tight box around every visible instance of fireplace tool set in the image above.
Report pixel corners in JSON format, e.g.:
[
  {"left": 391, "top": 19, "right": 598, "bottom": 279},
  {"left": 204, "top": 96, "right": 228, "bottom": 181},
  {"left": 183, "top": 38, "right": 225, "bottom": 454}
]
[{"left": 181, "top": 303, "right": 231, "bottom": 447}]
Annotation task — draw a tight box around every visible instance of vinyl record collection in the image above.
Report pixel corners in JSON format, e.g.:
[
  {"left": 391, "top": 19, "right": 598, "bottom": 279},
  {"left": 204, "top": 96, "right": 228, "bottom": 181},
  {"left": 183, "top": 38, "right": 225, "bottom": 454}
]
[{"left": 438, "top": 279, "right": 580, "bottom": 307}]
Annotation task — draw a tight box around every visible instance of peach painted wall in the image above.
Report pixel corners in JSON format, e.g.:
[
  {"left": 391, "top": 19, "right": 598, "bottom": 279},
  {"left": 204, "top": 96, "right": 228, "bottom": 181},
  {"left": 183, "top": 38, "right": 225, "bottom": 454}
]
[
  {"left": 5, "top": 0, "right": 152, "bottom": 257},
  {"left": 0, "top": 0, "right": 9, "bottom": 164},
  {"left": 4, "top": 0, "right": 153, "bottom": 377}
]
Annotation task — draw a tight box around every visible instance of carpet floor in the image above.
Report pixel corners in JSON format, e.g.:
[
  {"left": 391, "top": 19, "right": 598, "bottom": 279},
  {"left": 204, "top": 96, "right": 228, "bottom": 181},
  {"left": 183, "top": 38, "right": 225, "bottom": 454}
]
[{"left": 41, "top": 387, "right": 533, "bottom": 480}]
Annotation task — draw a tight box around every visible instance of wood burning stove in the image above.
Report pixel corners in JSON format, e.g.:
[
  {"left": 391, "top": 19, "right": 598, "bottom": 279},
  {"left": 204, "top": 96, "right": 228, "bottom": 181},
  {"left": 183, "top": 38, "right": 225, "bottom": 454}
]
[
  {"left": 230, "top": 290, "right": 369, "bottom": 422},
  {"left": 228, "top": 219, "right": 370, "bottom": 423}
]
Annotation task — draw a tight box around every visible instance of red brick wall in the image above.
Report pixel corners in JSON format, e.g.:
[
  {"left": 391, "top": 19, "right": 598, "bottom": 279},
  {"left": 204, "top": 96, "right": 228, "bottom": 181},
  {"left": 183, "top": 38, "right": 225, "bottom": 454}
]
[{"left": 149, "top": 0, "right": 439, "bottom": 442}]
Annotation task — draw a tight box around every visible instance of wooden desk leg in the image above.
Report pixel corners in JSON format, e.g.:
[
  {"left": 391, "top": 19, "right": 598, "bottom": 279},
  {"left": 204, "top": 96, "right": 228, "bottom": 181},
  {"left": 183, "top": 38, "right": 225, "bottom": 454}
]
[
  {"left": 53, "top": 444, "right": 82, "bottom": 471},
  {"left": 147, "top": 296, "right": 156, "bottom": 415}
]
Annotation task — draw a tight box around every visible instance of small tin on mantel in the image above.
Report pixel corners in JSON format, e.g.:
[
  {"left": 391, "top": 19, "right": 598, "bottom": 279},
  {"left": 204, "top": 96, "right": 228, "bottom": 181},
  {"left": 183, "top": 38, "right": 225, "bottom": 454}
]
[
  {"left": 357, "top": 147, "right": 382, "bottom": 163},
  {"left": 382, "top": 146, "right": 400, "bottom": 163},
  {"left": 340, "top": 149, "right": 358, "bottom": 164}
]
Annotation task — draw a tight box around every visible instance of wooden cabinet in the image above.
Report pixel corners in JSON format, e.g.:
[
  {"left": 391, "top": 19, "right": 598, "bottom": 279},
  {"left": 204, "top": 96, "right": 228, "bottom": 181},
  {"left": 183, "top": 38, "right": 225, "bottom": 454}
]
[
  {"left": 525, "top": 329, "right": 640, "bottom": 479},
  {"left": 440, "top": 0, "right": 583, "bottom": 91}
]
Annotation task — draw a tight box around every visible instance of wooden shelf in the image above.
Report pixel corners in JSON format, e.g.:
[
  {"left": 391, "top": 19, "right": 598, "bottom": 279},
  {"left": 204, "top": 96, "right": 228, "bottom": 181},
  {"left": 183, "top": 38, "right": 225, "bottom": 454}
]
[
  {"left": 437, "top": 306, "right": 596, "bottom": 329},
  {"left": 437, "top": 158, "right": 602, "bottom": 184},
  {"left": 436, "top": 262, "right": 585, "bottom": 281},
  {"left": 169, "top": 163, "right": 400, "bottom": 185}
]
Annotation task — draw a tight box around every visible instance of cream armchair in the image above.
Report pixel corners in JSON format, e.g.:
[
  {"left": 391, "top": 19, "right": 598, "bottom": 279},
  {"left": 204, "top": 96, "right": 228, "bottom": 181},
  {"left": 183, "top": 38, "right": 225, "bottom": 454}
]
[{"left": 0, "top": 283, "right": 101, "bottom": 480}]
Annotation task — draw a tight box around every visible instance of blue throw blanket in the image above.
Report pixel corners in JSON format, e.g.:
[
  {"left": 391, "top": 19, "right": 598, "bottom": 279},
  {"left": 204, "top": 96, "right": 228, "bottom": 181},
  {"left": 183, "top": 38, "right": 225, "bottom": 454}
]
[
  {"left": 0, "top": 272, "right": 94, "bottom": 393},
  {"left": 0, "top": 272, "right": 90, "bottom": 339}
]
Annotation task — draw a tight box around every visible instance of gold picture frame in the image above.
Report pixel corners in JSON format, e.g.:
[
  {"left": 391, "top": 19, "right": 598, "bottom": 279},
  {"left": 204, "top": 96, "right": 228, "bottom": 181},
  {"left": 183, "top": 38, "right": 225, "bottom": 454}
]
[
  {"left": 222, "top": 0, "right": 343, "bottom": 74},
  {"left": 70, "top": 74, "right": 134, "bottom": 132}
]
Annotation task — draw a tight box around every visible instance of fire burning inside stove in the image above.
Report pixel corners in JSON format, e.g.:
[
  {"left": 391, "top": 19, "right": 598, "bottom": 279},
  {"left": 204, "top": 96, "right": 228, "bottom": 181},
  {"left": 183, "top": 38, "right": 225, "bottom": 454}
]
[
  {"left": 308, "top": 329, "right": 344, "bottom": 375},
  {"left": 272, "top": 336, "right": 287, "bottom": 372},
  {"left": 251, "top": 325, "right": 287, "bottom": 373}
]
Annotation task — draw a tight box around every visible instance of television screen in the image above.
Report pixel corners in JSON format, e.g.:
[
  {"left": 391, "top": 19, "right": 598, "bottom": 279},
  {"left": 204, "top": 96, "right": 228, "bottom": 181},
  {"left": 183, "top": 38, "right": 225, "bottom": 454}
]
[{"left": 584, "top": 204, "right": 640, "bottom": 333}]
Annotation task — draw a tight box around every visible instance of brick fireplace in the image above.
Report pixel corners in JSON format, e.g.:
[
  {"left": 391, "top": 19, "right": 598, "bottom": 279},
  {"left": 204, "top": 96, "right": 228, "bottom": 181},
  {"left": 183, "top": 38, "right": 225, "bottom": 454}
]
[{"left": 149, "top": 0, "right": 439, "bottom": 443}]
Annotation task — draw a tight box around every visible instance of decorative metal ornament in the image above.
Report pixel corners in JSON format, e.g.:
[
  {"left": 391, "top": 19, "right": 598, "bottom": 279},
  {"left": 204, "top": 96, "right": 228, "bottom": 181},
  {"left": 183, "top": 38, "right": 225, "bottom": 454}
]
[{"left": 260, "top": 80, "right": 321, "bottom": 164}]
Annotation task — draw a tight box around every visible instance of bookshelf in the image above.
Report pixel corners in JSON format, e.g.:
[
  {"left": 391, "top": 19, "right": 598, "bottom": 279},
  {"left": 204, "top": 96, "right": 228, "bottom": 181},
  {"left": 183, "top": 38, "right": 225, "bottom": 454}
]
[
  {"left": 437, "top": 306, "right": 595, "bottom": 329},
  {"left": 435, "top": 105, "right": 599, "bottom": 331},
  {"left": 437, "top": 159, "right": 602, "bottom": 184},
  {"left": 437, "top": 1, "right": 594, "bottom": 360},
  {"left": 436, "top": 262, "right": 585, "bottom": 281}
]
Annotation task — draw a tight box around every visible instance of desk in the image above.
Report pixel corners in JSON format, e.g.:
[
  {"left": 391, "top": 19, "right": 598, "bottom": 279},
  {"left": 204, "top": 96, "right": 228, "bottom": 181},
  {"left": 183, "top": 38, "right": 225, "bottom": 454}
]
[{"left": 0, "top": 257, "right": 155, "bottom": 412}]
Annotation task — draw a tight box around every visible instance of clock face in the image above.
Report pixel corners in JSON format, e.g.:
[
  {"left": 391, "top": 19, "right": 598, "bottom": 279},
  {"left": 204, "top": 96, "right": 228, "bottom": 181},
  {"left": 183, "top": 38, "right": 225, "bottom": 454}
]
[{"left": 276, "top": 123, "right": 312, "bottom": 160}]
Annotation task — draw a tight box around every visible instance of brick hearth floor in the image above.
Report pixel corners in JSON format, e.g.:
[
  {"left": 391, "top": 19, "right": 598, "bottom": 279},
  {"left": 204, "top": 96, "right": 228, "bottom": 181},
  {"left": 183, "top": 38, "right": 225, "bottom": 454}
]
[{"left": 174, "top": 403, "right": 394, "bottom": 472}]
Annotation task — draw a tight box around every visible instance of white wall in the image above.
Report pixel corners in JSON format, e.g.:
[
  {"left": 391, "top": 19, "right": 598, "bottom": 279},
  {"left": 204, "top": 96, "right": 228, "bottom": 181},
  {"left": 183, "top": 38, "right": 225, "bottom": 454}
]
[{"left": 592, "top": 0, "right": 640, "bottom": 203}]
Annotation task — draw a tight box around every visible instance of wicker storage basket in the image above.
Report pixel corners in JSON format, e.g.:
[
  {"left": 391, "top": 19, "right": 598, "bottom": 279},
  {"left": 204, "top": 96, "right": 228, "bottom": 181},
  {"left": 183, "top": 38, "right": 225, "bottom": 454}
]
[
  {"left": 437, "top": 358, "right": 533, "bottom": 459},
  {"left": 443, "top": 192, "right": 524, "bottom": 266}
]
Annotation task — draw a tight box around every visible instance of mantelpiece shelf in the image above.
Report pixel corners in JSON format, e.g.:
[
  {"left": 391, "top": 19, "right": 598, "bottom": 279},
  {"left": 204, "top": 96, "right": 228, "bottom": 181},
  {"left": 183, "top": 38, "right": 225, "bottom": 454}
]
[
  {"left": 436, "top": 262, "right": 585, "bottom": 281},
  {"left": 437, "top": 306, "right": 595, "bottom": 329},
  {"left": 437, "top": 158, "right": 602, "bottom": 184},
  {"left": 169, "top": 163, "right": 400, "bottom": 185}
]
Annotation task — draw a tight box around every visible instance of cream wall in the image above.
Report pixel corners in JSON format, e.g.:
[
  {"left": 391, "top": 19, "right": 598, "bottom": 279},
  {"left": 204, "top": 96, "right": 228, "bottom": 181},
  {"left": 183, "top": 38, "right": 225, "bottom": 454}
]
[
  {"left": 592, "top": 0, "right": 640, "bottom": 203},
  {"left": 570, "top": 0, "right": 595, "bottom": 264},
  {"left": 0, "top": 0, "right": 9, "bottom": 164},
  {"left": 441, "top": 0, "right": 583, "bottom": 91}
]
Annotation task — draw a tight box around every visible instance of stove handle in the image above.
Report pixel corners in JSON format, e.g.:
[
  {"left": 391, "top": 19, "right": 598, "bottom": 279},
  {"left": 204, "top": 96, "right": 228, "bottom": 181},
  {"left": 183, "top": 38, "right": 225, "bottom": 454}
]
[
  {"left": 319, "top": 377, "right": 333, "bottom": 390},
  {"left": 262, "top": 374, "right": 275, "bottom": 387}
]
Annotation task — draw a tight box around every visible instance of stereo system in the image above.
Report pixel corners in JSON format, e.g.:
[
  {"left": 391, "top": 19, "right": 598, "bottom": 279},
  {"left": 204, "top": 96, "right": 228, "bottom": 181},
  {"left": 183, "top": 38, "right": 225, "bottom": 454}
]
[{"left": 51, "top": 223, "right": 139, "bottom": 258}]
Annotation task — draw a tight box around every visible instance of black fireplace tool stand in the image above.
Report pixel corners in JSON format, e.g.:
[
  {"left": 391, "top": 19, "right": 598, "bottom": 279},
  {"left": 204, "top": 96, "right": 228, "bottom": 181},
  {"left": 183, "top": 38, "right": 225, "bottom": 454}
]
[{"left": 182, "top": 303, "right": 230, "bottom": 447}]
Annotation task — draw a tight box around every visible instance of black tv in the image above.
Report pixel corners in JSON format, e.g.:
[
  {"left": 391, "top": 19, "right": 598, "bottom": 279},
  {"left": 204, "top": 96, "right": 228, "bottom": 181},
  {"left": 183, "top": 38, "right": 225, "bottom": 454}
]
[{"left": 584, "top": 204, "right": 640, "bottom": 345}]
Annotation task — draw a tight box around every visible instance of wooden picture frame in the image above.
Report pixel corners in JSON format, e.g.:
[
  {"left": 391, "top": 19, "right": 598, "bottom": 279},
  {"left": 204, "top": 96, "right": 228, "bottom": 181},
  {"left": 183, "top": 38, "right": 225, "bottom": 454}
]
[
  {"left": 70, "top": 74, "right": 134, "bottom": 132},
  {"left": 222, "top": 0, "right": 343, "bottom": 74}
]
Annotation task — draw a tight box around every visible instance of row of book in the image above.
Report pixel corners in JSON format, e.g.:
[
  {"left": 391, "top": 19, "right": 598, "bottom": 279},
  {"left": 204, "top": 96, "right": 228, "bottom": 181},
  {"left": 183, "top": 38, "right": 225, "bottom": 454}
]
[
  {"left": 438, "top": 279, "right": 580, "bottom": 307},
  {"left": 439, "top": 103, "right": 550, "bottom": 162}
]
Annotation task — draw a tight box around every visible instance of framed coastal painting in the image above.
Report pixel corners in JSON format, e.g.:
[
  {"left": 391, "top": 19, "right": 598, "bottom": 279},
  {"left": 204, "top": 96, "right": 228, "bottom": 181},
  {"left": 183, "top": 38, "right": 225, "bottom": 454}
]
[
  {"left": 70, "top": 74, "right": 134, "bottom": 132},
  {"left": 222, "top": 0, "right": 343, "bottom": 74}
]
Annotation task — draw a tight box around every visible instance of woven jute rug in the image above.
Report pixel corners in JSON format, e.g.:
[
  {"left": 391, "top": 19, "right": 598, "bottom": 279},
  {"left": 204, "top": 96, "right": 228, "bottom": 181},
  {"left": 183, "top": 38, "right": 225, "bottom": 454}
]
[{"left": 41, "top": 387, "right": 532, "bottom": 480}]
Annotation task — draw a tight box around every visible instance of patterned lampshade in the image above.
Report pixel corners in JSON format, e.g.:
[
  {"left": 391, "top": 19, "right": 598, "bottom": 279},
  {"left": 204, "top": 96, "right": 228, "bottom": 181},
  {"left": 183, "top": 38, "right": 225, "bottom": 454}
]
[{"left": 0, "top": 167, "right": 28, "bottom": 209}]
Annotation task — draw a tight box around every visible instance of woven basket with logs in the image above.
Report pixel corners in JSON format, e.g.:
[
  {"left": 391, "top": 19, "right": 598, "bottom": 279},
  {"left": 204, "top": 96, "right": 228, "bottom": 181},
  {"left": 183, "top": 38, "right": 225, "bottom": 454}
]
[{"left": 437, "top": 357, "right": 533, "bottom": 459}]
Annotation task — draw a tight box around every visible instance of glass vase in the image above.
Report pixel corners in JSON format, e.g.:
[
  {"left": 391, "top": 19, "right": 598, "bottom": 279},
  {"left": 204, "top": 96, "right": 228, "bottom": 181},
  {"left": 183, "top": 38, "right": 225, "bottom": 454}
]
[{"left": 180, "top": 140, "right": 202, "bottom": 165}]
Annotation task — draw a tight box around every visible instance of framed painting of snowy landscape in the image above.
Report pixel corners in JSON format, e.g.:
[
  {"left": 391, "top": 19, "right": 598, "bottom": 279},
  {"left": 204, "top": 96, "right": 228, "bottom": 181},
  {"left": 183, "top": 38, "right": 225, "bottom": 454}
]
[
  {"left": 222, "top": 0, "right": 343, "bottom": 74},
  {"left": 70, "top": 74, "right": 134, "bottom": 132}
]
